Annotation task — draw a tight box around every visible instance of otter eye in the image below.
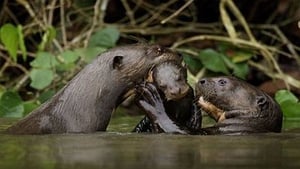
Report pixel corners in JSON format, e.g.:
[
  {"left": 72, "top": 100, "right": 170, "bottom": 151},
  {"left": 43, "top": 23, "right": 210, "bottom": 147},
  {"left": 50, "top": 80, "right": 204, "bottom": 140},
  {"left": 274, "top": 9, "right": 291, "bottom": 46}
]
[
  {"left": 155, "top": 46, "right": 163, "bottom": 56},
  {"left": 147, "top": 45, "right": 164, "bottom": 58},
  {"left": 218, "top": 79, "right": 227, "bottom": 86}
]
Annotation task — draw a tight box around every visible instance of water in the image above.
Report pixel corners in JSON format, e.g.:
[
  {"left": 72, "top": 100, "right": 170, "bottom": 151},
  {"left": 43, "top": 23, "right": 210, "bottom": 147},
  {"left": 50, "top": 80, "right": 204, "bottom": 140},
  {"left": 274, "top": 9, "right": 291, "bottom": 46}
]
[{"left": 1, "top": 117, "right": 300, "bottom": 169}]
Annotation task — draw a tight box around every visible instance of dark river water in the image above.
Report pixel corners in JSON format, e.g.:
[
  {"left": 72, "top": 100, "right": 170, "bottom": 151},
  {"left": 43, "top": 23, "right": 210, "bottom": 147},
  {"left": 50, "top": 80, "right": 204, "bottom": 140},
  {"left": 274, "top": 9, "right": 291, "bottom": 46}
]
[{"left": 1, "top": 117, "right": 300, "bottom": 169}]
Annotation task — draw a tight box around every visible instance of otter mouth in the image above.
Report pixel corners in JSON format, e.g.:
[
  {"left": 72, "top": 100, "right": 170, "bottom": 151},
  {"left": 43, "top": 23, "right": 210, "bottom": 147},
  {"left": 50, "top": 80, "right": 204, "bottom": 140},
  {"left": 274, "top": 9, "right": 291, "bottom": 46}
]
[
  {"left": 166, "top": 91, "right": 187, "bottom": 101},
  {"left": 165, "top": 85, "right": 190, "bottom": 101},
  {"left": 117, "top": 88, "right": 136, "bottom": 106},
  {"left": 198, "top": 96, "right": 226, "bottom": 122}
]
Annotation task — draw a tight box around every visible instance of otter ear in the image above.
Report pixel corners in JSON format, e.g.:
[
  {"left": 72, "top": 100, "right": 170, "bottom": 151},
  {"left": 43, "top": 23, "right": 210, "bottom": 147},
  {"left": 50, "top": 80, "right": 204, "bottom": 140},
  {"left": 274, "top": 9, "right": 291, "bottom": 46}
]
[
  {"left": 256, "top": 95, "right": 267, "bottom": 107},
  {"left": 112, "top": 55, "right": 123, "bottom": 69}
]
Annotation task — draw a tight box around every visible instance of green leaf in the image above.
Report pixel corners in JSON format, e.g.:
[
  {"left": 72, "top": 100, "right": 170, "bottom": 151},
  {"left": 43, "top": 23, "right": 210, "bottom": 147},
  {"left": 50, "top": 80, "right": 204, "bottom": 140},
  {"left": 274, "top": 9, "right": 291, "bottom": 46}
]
[
  {"left": 275, "top": 90, "right": 300, "bottom": 119},
  {"left": 0, "top": 91, "right": 24, "bottom": 118},
  {"left": 280, "top": 100, "right": 300, "bottom": 118},
  {"left": 88, "top": 27, "right": 120, "bottom": 48},
  {"left": 231, "top": 51, "right": 252, "bottom": 63},
  {"left": 275, "top": 90, "right": 298, "bottom": 104},
  {"left": 23, "top": 100, "right": 39, "bottom": 116},
  {"left": 232, "top": 62, "right": 249, "bottom": 79},
  {"left": 217, "top": 43, "right": 253, "bottom": 63},
  {"left": 60, "top": 50, "right": 79, "bottom": 63},
  {"left": 218, "top": 53, "right": 249, "bottom": 79},
  {"left": 75, "top": 47, "right": 107, "bottom": 62},
  {"left": 30, "top": 69, "right": 54, "bottom": 90},
  {"left": 30, "top": 52, "right": 58, "bottom": 68},
  {"left": 38, "top": 90, "right": 55, "bottom": 103},
  {"left": 197, "top": 49, "right": 229, "bottom": 74},
  {"left": 38, "top": 26, "right": 56, "bottom": 51},
  {"left": 0, "top": 24, "right": 19, "bottom": 62},
  {"left": 56, "top": 62, "right": 76, "bottom": 72},
  {"left": 183, "top": 54, "right": 203, "bottom": 74},
  {"left": 17, "top": 25, "right": 27, "bottom": 61}
]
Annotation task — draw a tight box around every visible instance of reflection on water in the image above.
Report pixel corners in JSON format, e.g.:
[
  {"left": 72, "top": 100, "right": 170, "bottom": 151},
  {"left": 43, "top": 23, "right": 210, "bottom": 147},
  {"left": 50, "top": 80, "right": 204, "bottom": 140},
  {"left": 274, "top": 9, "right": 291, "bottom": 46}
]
[{"left": 1, "top": 117, "right": 300, "bottom": 169}]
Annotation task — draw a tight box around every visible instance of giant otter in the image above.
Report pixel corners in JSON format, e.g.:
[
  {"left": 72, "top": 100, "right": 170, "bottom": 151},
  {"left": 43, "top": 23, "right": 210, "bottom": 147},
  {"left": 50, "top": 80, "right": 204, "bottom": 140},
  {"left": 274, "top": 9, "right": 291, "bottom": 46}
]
[
  {"left": 196, "top": 76, "right": 283, "bottom": 134},
  {"left": 133, "top": 61, "right": 202, "bottom": 133},
  {"left": 7, "top": 44, "right": 182, "bottom": 134},
  {"left": 136, "top": 76, "right": 283, "bottom": 135}
]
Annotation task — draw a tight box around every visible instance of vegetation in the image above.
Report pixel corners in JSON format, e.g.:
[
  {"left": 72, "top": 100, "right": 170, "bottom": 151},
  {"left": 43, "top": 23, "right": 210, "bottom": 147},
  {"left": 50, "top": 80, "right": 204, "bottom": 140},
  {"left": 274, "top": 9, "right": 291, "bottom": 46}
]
[{"left": 0, "top": 0, "right": 299, "bottom": 119}]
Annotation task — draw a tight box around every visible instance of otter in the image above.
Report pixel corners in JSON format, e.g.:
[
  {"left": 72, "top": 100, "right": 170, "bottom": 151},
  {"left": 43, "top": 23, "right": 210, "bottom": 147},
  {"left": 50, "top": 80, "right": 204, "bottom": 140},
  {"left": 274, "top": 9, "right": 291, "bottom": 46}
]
[
  {"left": 133, "top": 61, "right": 201, "bottom": 133},
  {"left": 7, "top": 44, "right": 182, "bottom": 134},
  {"left": 136, "top": 76, "right": 283, "bottom": 135},
  {"left": 196, "top": 76, "right": 283, "bottom": 135}
]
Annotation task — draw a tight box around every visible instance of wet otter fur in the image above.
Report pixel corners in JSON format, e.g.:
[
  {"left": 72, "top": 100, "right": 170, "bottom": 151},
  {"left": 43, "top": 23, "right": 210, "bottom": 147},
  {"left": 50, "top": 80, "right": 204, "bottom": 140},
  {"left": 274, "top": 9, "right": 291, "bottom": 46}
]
[
  {"left": 196, "top": 76, "right": 283, "bottom": 135},
  {"left": 7, "top": 44, "right": 182, "bottom": 134},
  {"left": 133, "top": 61, "right": 201, "bottom": 133},
  {"left": 137, "top": 76, "right": 283, "bottom": 135}
]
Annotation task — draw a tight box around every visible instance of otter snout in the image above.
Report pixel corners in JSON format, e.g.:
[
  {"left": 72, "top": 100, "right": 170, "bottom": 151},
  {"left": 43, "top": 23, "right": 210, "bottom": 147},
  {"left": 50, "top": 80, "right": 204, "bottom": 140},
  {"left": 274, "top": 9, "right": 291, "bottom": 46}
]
[
  {"left": 166, "top": 85, "right": 190, "bottom": 101},
  {"left": 196, "top": 77, "right": 231, "bottom": 96},
  {"left": 196, "top": 78, "right": 213, "bottom": 88},
  {"left": 195, "top": 78, "right": 212, "bottom": 96},
  {"left": 198, "top": 77, "right": 228, "bottom": 86}
]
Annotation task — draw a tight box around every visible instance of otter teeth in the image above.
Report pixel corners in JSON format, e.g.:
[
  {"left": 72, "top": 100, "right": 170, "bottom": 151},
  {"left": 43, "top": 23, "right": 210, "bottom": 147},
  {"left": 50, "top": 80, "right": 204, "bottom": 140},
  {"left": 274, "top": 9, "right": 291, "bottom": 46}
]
[{"left": 198, "top": 96, "right": 207, "bottom": 104}]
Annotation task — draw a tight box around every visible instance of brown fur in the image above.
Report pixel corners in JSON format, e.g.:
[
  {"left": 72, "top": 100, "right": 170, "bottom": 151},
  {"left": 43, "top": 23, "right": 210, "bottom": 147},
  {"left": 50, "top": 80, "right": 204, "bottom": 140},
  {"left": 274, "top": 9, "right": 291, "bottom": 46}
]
[
  {"left": 133, "top": 62, "right": 201, "bottom": 133},
  {"left": 196, "top": 76, "right": 283, "bottom": 134},
  {"left": 7, "top": 44, "right": 182, "bottom": 134},
  {"left": 135, "top": 76, "right": 283, "bottom": 135}
]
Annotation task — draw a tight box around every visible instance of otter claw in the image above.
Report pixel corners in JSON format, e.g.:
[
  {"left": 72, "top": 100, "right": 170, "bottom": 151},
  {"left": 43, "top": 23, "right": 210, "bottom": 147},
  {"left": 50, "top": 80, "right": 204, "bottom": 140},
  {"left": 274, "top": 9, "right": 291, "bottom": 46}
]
[
  {"left": 140, "top": 83, "right": 162, "bottom": 103},
  {"left": 144, "top": 83, "right": 161, "bottom": 100}
]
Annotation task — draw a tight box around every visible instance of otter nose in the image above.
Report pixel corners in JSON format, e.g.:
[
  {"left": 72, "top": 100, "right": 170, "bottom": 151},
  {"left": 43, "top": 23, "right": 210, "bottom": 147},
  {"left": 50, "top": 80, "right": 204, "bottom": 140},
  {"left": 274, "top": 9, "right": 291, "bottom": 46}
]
[{"left": 199, "top": 79, "right": 206, "bottom": 85}]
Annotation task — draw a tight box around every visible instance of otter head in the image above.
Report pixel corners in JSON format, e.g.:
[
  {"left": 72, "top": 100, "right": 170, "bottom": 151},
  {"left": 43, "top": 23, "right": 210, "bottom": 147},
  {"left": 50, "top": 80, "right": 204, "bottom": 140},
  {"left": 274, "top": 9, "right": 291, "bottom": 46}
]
[
  {"left": 195, "top": 76, "right": 283, "bottom": 133},
  {"left": 148, "top": 61, "right": 190, "bottom": 101},
  {"left": 103, "top": 44, "right": 183, "bottom": 104},
  {"left": 107, "top": 44, "right": 183, "bottom": 84}
]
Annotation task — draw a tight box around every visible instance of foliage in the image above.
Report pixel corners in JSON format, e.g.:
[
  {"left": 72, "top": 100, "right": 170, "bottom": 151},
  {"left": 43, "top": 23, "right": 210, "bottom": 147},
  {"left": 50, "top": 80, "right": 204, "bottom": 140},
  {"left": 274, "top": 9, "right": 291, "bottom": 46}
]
[
  {"left": 88, "top": 27, "right": 120, "bottom": 48},
  {"left": 0, "top": 25, "right": 120, "bottom": 117},
  {"left": 0, "top": 91, "right": 23, "bottom": 117},
  {"left": 0, "top": 24, "right": 26, "bottom": 62},
  {"left": 275, "top": 90, "right": 300, "bottom": 119},
  {"left": 183, "top": 47, "right": 250, "bottom": 79},
  {"left": 198, "top": 49, "right": 230, "bottom": 74}
]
